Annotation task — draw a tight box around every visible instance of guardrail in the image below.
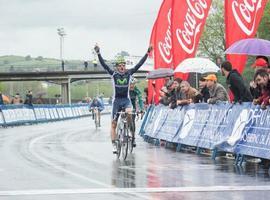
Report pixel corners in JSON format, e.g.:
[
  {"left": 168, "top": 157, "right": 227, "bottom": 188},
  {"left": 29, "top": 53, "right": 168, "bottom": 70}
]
[
  {"left": 0, "top": 104, "right": 111, "bottom": 127},
  {"left": 140, "top": 103, "right": 270, "bottom": 165}
]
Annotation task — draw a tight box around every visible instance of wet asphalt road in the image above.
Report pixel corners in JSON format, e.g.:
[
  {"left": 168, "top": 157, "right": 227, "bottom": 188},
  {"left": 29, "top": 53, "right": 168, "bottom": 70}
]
[{"left": 0, "top": 115, "right": 270, "bottom": 200}]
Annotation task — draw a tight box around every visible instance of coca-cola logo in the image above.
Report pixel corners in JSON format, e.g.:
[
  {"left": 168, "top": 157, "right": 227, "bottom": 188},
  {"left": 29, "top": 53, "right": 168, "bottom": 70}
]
[
  {"left": 232, "top": 0, "right": 263, "bottom": 36},
  {"left": 158, "top": 9, "right": 173, "bottom": 64},
  {"left": 176, "top": 0, "right": 208, "bottom": 54}
]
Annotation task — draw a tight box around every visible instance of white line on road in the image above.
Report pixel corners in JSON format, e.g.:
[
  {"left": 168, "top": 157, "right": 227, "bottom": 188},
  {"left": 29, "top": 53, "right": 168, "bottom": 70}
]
[
  {"left": 1, "top": 185, "right": 270, "bottom": 196},
  {"left": 28, "top": 132, "right": 111, "bottom": 187}
]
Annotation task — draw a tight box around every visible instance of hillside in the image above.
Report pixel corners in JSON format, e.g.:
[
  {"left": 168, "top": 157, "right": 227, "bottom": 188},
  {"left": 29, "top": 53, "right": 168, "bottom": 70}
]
[{"left": 0, "top": 55, "right": 96, "bottom": 72}]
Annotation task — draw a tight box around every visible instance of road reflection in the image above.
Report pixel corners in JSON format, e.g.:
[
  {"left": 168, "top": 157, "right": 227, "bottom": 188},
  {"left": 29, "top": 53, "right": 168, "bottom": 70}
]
[{"left": 111, "top": 155, "right": 136, "bottom": 188}]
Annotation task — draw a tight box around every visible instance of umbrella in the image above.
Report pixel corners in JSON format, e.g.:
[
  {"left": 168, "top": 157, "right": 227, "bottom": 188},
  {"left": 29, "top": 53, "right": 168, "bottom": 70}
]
[
  {"left": 146, "top": 68, "right": 174, "bottom": 79},
  {"left": 174, "top": 58, "right": 220, "bottom": 74},
  {"left": 225, "top": 38, "right": 270, "bottom": 56}
]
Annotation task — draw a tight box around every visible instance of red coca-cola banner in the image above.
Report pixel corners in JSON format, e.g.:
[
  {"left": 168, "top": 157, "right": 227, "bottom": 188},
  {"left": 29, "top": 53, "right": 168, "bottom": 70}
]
[
  {"left": 225, "top": 0, "right": 267, "bottom": 73},
  {"left": 148, "top": 0, "right": 212, "bottom": 104},
  {"left": 154, "top": 0, "right": 173, "bottom": 69},
  {"left": 172, "top": 0, "right": 212, "bottom": 77},
  {"left": 148, "top": 0, "right": 173, "bottom": 104}
]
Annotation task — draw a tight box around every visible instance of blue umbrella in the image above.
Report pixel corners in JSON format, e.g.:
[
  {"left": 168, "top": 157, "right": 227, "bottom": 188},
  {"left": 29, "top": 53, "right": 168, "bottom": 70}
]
[{"left": 225, "top": 38, "right": 270, "bottom": 56}]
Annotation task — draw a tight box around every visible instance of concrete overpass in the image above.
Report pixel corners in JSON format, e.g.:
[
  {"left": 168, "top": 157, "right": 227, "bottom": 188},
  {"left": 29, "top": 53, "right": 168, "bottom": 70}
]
[{"left": 0, "top": 70, "right": 147, "bottom": 104}]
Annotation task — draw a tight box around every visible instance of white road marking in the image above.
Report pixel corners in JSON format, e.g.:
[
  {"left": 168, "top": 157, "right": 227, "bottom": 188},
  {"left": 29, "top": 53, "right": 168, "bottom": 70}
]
[
  {"left": 28, "top": 132, "right": 111, "bottom": 187},
  {"left": 1, "top": 185, "right": 270, "bottom": 196}
]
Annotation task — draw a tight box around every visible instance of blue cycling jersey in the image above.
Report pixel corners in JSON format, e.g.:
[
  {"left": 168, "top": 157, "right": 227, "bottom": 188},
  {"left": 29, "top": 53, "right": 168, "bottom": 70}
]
[
  {"left": 89, "top": 98, "right": 104, "bottom": 111},
  {"left": 97, "top": 53, "right": 148, "bottom": 99}
]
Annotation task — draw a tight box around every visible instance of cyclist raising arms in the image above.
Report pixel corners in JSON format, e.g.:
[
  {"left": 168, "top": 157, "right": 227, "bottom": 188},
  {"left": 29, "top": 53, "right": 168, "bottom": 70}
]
[
  {"left": 129, "top": 76, "right": 144, "bottom": 147},
  {"left": 94, "top": 44, "right": 152, "bottom": 153}
]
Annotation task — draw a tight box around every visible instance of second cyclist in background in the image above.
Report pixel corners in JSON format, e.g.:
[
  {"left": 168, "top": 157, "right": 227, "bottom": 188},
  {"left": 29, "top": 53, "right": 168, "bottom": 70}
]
[
  {"left": 129, "top": 76, "right": 144, "bottom": 147},
  {"left": 89, "top": 97, "right": 104, "bottom": 127}
]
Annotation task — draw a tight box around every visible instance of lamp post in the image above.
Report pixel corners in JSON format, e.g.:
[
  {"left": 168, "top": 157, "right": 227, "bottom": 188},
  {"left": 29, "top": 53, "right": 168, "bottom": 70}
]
[{"left": 57, "top": 28, "right": 66, "bottom": 71}]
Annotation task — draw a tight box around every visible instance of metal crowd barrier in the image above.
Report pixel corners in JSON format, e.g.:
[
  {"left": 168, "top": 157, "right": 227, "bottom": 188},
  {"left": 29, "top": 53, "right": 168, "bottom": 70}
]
[
  {"left": 140, "top": 103, "right": 270, "bottom": 165},
  {"left": 0, "top": 104, "right": 111, "bottom": 127}
]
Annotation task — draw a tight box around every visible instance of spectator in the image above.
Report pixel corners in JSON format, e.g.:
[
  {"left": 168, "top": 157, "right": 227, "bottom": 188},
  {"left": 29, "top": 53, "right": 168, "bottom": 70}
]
[
  {"left": 198, "top": 77, "right": 210, "bottom": 103},
  {"left": 24, "top": 90, "right": 33, "bottom": 106},
  {"left": 169, "top": 78, "right": 183, "bottom": 109},
  {"left": 253, "top": 69, "right": 270, "bottom": 109},
  {"left": 143, "top": 87, "right": 148, "bottom": 105},
  {"left": 252, "top": 56, "right": 269, "bottom": 69},
  {"left": 84, "top": 61, "right": 88, "bottom": 70},
  {"left": 159, "top": 86, "right": 171, "bottom": 106},
  {"left": 0, "top": 91, "right": 3, "bottom": 105},
  {"left": 221, "top": 61, "right": 252, "bottom": 103},
  {"left": 204, "top": 74, "right": 229, "bottom": 104},
  {"left": 177, "top": 81, "right": 201, "bottom": 105},
  {"left": 12, "top": 93, "right": 23, "bottom": 104},
  {"left": 250, "top": 56, "right": 270, "bottom": 99}
]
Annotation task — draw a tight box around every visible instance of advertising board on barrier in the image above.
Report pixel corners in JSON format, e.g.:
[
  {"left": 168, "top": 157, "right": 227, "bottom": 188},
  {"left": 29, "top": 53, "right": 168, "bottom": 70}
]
[
  {"left": 0, "top": 110, "right": 4, "bottom": 125},
  {"left": 176, "top": 104, "right": 210, "bottom": 147},
  {"left": 144, "top": 105, "right": 168, "bottom": 138},
  {"left": 0, "top": 104, "right": 94, "bottom": 127},
  {"left": 141, "top": 103, "right": 270, "bottom": 161},
  {"left": 235, "top": 105, "right": 270, "bottom": 160},
  {"left": 34, "top": 107, "right": 46, "bottom": 121},
  {"left": 197, "top": 103, "right": 232, "bottom": 149},
  {"left": 1, "top": 105, "right": 36, "bottom": 124},
  {"left": 216, "top": 103, "right": 251, "bottom": 152},
  {"left": 157, "top": 106, "right": 185, "bottom": 142}
]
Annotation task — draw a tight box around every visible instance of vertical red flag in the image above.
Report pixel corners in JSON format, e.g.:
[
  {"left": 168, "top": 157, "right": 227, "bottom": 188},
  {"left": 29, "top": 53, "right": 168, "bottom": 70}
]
[
  {"left": 149, "top": 0, "right": 212, "bottom": 104},
  {"left": 154, "top": 0, "right": 173, "bottom": 69},
  {"left": 172, "top": 0, "right": 212, "bottom": 78},
  {"left": 225, "top": 0, "right": 267, "bottom": 73},
  {"left": 148, "top": 23, "right": 156, "bottom": 104},
  {"left": 149, "top": 0, "right": 173, "bottom": 104}
]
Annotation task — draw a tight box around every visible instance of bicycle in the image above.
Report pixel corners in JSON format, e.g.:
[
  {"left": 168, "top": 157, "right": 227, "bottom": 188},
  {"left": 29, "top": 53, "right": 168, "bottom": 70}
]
[
  {"left": 115, "top": 109, "right": 136, "bottom": 160},
  {"left": 91, "top": 107, "right": 100, "bottom": 129}
]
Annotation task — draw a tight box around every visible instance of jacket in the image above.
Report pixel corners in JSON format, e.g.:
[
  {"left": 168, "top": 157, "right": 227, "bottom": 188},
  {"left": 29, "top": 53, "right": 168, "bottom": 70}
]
[
  {"left": 226, "top": 69, "right": 253, "bottom": 102},
  {"left": 208, "top": 83, "right": 229, "bottom": 104}
]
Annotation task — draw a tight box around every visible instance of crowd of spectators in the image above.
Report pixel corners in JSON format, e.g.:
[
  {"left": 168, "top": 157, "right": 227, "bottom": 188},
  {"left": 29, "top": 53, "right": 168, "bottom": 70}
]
[{"left": 156, "top": 56, "right": 270, "bottom": 110}]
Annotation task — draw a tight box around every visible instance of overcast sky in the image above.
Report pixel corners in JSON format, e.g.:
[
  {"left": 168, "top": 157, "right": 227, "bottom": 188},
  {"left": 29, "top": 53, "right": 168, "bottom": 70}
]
[{"left": 0, "top": 0, "right": 162, "bottom": 60}]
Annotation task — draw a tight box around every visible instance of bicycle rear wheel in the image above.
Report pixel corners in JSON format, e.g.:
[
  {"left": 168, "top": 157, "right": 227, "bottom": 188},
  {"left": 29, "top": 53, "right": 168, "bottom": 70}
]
[
  {"left": 115, "top": 127, "right": 122, "bottom": 158},
  {"left": 115, "top": 139, "right": 121, "bottom": 158},
  {"left": 128, "top": 120, "right": 135, "bottom": 153},
  {"left": 94, "top": 112, "right": 98, "bottom": 129},
  {"left": 121, "top": 127, "right": 129, "bottom": 160}
]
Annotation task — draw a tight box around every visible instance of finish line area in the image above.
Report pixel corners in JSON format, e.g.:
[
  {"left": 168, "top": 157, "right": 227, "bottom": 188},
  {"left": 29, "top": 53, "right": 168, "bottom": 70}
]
[
  {"left": 1, "top": 115, "right": 270, "bottom": 200},
  {"left": 1, "top": 185, "right": 270, "bottom": 196}
]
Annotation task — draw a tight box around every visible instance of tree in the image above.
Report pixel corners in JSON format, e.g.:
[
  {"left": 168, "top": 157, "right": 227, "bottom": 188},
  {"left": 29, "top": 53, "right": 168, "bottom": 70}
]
[
  {"left": 25, "top": 55, "right": 32, "bottom": 61},
  {"left": 197, "top": 0, "right": 225, "bottom": 62},
  {"left": 257, "top": 2, "right": 270, "bottom": 40},
  {"left": 35, "top": 56, "right": 43, "bottom": 61}
]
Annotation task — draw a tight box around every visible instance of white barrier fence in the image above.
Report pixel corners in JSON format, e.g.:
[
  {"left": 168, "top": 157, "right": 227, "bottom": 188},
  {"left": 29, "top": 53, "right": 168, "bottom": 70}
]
[{"left": 0, "top": 104, "right": 111, "bottom": 126}]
